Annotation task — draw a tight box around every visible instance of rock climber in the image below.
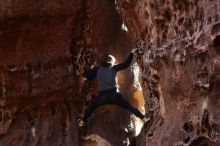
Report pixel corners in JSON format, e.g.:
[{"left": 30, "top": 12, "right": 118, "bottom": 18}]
[{"left": 79, "top": 48, "right": 150, "bottom": 127}]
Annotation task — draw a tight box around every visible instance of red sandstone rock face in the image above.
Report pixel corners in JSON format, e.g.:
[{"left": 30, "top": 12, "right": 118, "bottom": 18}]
[
  {"left": 0, "top": 1, "right": 82, "bottom": 145},
  {"left": 1, "top": 0, "right": 220, "bottom": 146},
  {"left": 116, "top": 0, "right": 220, "bottom": 145},
  {"left": 0, "top": 0, "right": 135, "bottom": 146},
  {"left": 71, "top": 1, "right": 136, "bottom": 145}
]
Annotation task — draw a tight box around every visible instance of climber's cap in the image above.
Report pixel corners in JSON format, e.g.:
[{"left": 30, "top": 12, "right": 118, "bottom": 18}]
[{"left": 104, "top": 54, "right": 116, "bottom": 65}]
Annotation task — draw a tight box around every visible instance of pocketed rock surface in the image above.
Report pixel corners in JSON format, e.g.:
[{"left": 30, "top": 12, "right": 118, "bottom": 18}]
[
  {"left": 116, "top": 0, "right": 220, "bottom": 145},
  {"left": 0, "top": 0, "right": 220, "bottom": 146}
]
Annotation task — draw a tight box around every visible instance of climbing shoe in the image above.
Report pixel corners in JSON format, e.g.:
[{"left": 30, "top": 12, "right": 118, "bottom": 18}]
[
  {"left": 78, "top": 119, "right": 88, "bottom": 137},
  {"left": 79, "top": 119, "right": 85, "bottom": 128},
  {"left": 143, "top": 117, "right": 151, "bottom": 123}
]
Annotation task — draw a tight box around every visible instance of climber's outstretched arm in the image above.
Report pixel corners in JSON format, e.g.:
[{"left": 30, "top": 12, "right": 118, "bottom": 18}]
[{"left": 113, "top": 49, "right": 137, "bottom": 71}]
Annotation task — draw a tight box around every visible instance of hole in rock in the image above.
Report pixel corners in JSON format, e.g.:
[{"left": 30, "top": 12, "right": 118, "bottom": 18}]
[
  {"left": 29, "top": 117, "right": 36, "bottom": 127},
  {"left": 213, "top": 35, "right": 220, "bottom": 53},
  {"left": 211, "top": 23, "right": 220, "bottom": 35},
  {"left": 196, "top": 34, "right": 207, "bottom": 46},
  {"left": 184, "top": 136, "right": 191, "bottom": 144},
  {"left": 145, "top": 10, "right": 149, "bottom": 19},
  {"left": 189, "top": 136, "right": 217, "bottom": 146},
  {"left": 152, "top": 74, "right": 160, "bottom": 83},
  {"left": 150, "top": 2, "right": 154, "bottom": 8},
  {"left": 184, "top": 18, "right": 193, "bottom": 30},
  {"left": 177, "top": 4, "right": 183, "bottom": 11},
  {"left": 164, "top": 9, "right": 172, "bottom": 22},
  {"left": 207, "top": 17, "right": 212, "bottom": 24},
  {"left": 178, "top": 17, "right": 184, "bottom": 26},
  {"left": 155, "top": 19, "right": 166, "bottom": 31},
  {"left": 148, "top": 132, "right": 153, "bottom": 137},
  {"left": 162, "top": 31, "right": 168, "bottom": 42},
  {"left": 215, "top": 14, "right": 219, "bottom": 22},
  {"left": 194, "top": 0, "right": 198, "bottom": 5},
  {"left": 201, "top": 109, "right": 212, "bottom": 135},
  {"left": 195, "top": 8, "right": 204, "bottom": 23},
  {"left": 152, "top": 89, "right": 160, "bottom": 99},
  {"left": 211, "top": 123, "right": 219, "bottom": 133},
  {"left": 183, "top": 121, "right": 193, "bottom": 133},
  {"left": 195, "top": 51, "right": 208, "bottom": 63}
]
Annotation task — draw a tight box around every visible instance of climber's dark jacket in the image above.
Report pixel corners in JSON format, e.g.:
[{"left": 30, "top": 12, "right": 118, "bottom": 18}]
[{"left": 83, "top": 53, "right": 133, "bottom": 93}]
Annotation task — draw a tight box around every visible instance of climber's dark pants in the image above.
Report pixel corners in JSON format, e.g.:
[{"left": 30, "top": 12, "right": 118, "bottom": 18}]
[{"left": 82, "top": 90, "right": 145, "bottom": 122}]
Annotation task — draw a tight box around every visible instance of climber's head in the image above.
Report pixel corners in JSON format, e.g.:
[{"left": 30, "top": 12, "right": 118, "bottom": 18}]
[{"left": 104, "top": 54, "right": 116, "bottom": 65}]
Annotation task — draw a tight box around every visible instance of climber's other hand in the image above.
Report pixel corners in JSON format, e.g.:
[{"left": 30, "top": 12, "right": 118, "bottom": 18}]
[{"left": 131, "top": 48, "right": 138, "bottom": 54}]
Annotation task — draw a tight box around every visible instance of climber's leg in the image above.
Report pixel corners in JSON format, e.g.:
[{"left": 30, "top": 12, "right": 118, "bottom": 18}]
[
  {"left": 112, "top": 93, "right": 145, "bottom": 120},
  {"left": 82, "top": 95, "right": 110, "bottom": 123}
]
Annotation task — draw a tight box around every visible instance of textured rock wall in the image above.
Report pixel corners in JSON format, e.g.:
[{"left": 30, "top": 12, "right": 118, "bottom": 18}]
[
  {"left": 0, "top": 0, "right": 137, "bottom": 146},
  {"left": 116, "top": 0, "right": 220, "bottom": 145},
  {"left": 1, "top": 0, "right": 220, "bottom": 146},
  {"left": 0, "top": 1, "right": 82, "bottom": 145},
  {"left": 71, "top": 0, "right": 137, "bottom": 145}
]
